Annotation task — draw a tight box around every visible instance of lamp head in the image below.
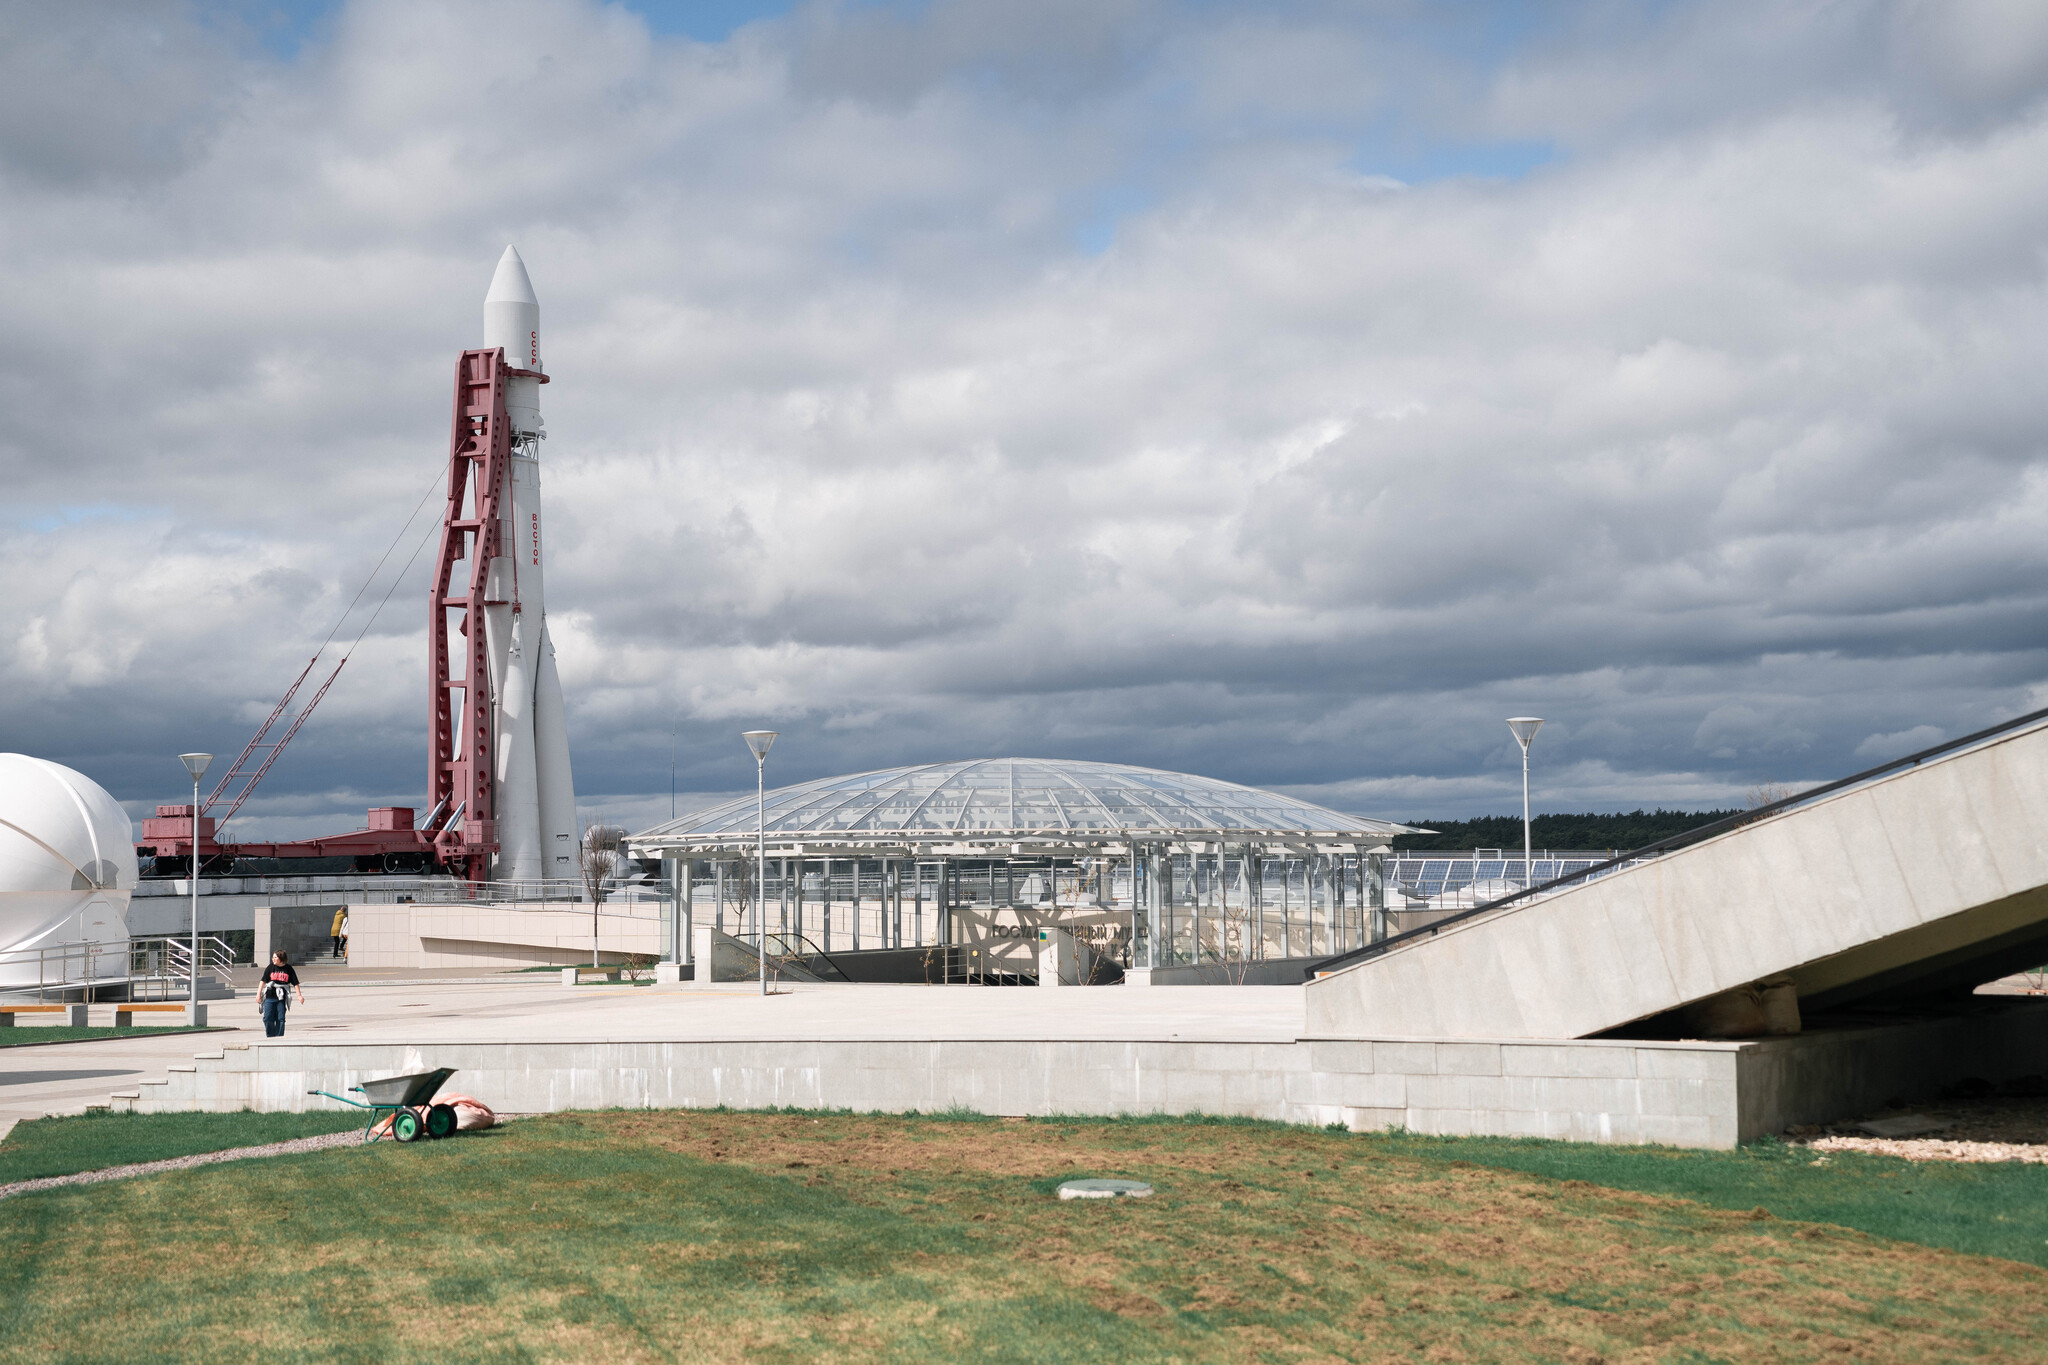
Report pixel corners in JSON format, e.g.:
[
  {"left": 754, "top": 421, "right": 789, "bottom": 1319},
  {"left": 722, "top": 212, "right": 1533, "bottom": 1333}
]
[
  {"left": 179, "top": 752, "right": 213, "bottom": 780},
  {"left": 741, "top": 730, "right": 778, "bottom": 761},
  {"left": 1506, "top": 717, "right": 1544, "bottom": 751}
]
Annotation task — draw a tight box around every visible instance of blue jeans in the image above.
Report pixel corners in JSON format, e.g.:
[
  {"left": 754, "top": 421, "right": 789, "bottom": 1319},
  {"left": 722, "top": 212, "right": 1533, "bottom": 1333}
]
[{"left": 261, "top": 998, "right": 287, "bottom": 1037}]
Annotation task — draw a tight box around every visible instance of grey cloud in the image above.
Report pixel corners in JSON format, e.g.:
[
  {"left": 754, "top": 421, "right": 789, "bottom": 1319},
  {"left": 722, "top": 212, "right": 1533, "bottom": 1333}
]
[
  {"left": 0, "top": 2, "right": 240, "bottom": 186},
  {"left": 1487, "top": 0, "right": 2048, "bottom": 145},
  {"left": 2, "top": 0, "right": 2045, "bottom": 836},
  {"left": 784, "top": 0, "right": 1169, "bottom": 108},
  {"left": 1852, "top": 722, "right": 1945, "bottom": 759}
]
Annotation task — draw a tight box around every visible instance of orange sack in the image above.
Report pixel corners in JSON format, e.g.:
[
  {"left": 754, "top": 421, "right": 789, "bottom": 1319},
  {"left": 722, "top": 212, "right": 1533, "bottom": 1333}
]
[
  {"left": 365, "top": 1094, "right": 495, "bottom": 1137},
  {"left": 438, "top": 1094, "right": 497, "bottom": 1130}
]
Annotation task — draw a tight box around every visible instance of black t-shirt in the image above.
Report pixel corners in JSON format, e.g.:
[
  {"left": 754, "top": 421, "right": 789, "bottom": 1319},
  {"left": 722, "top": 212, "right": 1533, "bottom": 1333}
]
[{"left": 261, "top": 964, "right": 299, "bottom": 999}]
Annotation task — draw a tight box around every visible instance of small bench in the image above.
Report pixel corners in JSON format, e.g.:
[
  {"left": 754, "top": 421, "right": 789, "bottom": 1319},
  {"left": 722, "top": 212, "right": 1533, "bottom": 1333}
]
[
  {"left": 0, "top": 1004, "right": 89, "bottom": 1027},
  {"left": 114, "top": 1004, "right": 203, "bottom": 1028}
]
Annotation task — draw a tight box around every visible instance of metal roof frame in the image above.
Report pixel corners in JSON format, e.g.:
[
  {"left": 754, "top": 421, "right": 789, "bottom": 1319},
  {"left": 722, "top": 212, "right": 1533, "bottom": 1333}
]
[{"left": 629, "top": 757, "right": 1415, "bottom": 859}]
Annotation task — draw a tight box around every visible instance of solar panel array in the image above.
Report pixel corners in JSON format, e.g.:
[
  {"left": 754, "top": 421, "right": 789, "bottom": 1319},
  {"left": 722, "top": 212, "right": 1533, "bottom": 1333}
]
[{"left": 1387, "top": 854, "right": 1653, "bottom": 903}]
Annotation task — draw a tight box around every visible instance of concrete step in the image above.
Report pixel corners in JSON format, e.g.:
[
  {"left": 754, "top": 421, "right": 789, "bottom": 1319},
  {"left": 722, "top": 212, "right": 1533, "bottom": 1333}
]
[{"left": 108, "top": 1043, "right": 273, "bottom": 1114}]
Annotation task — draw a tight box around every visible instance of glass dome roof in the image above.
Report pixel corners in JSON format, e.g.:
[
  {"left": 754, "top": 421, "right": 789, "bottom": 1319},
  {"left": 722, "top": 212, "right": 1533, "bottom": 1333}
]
[{"left": 633, "top": 757, "right": 1412, "bottom": 854}]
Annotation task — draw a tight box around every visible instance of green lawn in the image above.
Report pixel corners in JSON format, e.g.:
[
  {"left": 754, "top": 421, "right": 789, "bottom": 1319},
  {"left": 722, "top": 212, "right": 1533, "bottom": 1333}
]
[
  {"left": 0, "top": 1025, "right": 216, "bottom": 1049},
  {"left": 1382, "top": 1130, "right": 2048, "bottom": 1270},
  {"left": 0, "top": 1109, "right": 362, "bottom": 1185},
  {"left": 1, "top": 1109, "right": 2044, "bottom": 1362}
]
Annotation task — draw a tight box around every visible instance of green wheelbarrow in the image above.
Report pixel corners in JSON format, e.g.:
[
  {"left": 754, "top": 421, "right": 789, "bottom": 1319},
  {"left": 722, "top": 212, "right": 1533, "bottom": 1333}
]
[{"left": 309, "top": 1066, "right": 461, "bottom": 1143}]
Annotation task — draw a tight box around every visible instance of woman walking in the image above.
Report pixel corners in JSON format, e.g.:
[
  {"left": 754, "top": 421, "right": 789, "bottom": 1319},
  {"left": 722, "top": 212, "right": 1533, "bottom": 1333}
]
[{"left": 259, "top": 951, "right": 305, "bottom": 1038}]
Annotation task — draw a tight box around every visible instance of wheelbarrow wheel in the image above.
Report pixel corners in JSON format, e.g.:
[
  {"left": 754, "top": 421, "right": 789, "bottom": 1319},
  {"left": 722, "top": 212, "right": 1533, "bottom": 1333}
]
[
  {"left": 425, "top": 1103, "right": 458, "bottom": 1140},
  {"left": 391, "top": 1108, "right": 422, "bottom": 1143}
]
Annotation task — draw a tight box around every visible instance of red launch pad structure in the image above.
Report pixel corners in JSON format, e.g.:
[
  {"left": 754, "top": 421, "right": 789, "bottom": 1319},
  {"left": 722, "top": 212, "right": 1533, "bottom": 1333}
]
[
  {"left": 138, "top": 349, "right": 539, "bottom": 880},
  {"left": 425, "top": 347, "right": 549, "bottom": 880}
]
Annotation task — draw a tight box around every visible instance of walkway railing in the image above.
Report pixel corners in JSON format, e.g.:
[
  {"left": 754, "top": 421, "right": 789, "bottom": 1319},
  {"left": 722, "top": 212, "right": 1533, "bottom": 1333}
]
[
  {"left": 1315, "top": 704, "right": 2048, "bottom": 978},
  {"left": 130, "top": 936, "right": 239, "bottom": 1001},
  {"left": 0, "top": 935, "right": 238, "bottom": 1002},
  {"left": 260, "top": 877, "right": 671, "bottom": 911}
]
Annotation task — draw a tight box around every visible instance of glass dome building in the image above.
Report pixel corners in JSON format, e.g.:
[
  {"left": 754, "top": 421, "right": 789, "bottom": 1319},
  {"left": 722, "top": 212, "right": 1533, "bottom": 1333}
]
[
  {"left": 637, "top": 757, "right": 1411, "bottom": 852},
  {"left": 632, "top": 758, "right": 1417, "bottom": 977}
]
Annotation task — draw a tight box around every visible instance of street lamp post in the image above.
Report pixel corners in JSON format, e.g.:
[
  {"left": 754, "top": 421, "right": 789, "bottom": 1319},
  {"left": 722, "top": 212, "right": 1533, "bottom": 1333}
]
[
  {"left": 741, "top": 731, "right": 777, "bottom": 996},
  {"left": 1506, "top": 719, "right": 1543, "bottom": 890},
  {"left": 178, "top": 753, "right": 212, "bottom": 1012}
]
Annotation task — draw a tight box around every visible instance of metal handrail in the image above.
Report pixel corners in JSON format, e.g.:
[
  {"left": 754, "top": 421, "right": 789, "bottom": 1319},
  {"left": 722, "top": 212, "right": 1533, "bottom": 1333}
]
[
  {"left": 134, "top": 874, "right": 468, "bottom": 896},
  {"left": 923, "top": 943, "right": 970, "bottom": 984},
  {"left": 136, "top": 875, "right": 672, "bottom": 904},
  {"left": 128, "top": 935, "right": 238, "bottom": 1001},
  {"left": 1316, "top": 704, "right": 2048, "bottom": 978},
  {"left": 754, "top": 930, "right": 855, "bottom": 983},
  {"left": 0, "top": 940, "right": 120, "bottom": 1002},
  {"left": 0, "top": 934, "right": 238, "bottom": 1002},
  {"left": 257, "top": 876, "right": 670, "bottom": 910}
]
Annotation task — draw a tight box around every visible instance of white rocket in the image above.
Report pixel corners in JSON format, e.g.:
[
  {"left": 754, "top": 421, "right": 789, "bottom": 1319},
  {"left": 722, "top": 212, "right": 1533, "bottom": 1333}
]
[{"left": 481, "top": 246, "right": 578, "bottom": 883}]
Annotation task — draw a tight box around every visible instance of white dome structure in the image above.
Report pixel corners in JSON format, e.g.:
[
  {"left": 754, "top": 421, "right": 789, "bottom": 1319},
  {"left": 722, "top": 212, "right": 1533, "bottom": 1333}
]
[{"left": 0, "top": 755, "right": 136, "bottom": 988}]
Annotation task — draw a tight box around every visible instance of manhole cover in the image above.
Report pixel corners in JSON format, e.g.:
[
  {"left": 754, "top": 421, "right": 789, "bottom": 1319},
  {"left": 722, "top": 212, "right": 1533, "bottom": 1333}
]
[{"left": 1057, "top": 1178, "right": 1153, "bottom": 1200}]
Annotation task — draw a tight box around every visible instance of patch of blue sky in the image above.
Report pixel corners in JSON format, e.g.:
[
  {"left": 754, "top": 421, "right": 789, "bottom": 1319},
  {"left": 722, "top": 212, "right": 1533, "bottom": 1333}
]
[
  {"left": 1413, "top": 0, "right": 1555, "bottom": 67},
  {"left": 223, "top": 0, "right": 799, "bottom": 57},
  {"left": 1071, "top": 181, "right": 1158, "bottom": 256},
  {"left": 221, "top": 0, "right": 345, "bottom": 61},
  {"left": 21, "top": 504, "right": 148, "bottom": 534},
  {"left": 1359, "top": 137, "right": 1556, "bottom": 185}
]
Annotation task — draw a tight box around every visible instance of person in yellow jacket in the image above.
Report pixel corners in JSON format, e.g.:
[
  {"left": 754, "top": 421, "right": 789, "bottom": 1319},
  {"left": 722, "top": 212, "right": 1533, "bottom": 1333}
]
[{"left": 330, "top": 907, "right": 348, "bottom": 960}]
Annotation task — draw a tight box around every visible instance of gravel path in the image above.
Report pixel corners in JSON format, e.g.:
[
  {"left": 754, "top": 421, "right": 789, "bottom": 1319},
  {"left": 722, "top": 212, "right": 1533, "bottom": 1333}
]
[
  {"left": 0, "top": 1128, "right": 364, "bottom": 1202},
  {"left": 1801, "top": 1135, "right": 2048, "bottom": 1164},
  {"left": 1787, "top": 1097, "right": 2048, "bottom": 1164}
]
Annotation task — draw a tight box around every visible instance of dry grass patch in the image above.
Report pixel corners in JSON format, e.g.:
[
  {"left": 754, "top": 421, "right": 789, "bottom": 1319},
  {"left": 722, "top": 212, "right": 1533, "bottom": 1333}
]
[{"left": 0, "top": 1110, "right": 2041, "bottom": 1362}]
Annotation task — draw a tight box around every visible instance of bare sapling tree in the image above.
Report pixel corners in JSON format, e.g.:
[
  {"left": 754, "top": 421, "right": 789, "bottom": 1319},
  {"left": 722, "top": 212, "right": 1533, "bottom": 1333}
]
[
  {"left": 579, "top": 821, "right": 630, "bottom": 968},
  {"left": 580, "top": 821, "right": 630, "bottom": 903},
  {"left": 1199, "top": 858, "right": 1258, "bottom": 985},
  {"left": 1746, "top": 783, "right": 1795, "bottom": 809}
]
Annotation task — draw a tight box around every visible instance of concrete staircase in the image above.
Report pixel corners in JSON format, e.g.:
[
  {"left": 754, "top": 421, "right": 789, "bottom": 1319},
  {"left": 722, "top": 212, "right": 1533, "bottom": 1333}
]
[
  {"left": 110, "top": 1045, "right": 258, "bottom": 1113},
  {"left": 1308, "top": 718, "right": 2048, "bottom": 1040}
]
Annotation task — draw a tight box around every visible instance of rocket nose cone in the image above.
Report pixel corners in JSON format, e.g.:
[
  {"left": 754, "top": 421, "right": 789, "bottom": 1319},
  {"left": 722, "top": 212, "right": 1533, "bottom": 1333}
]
[{"left": 486, "top": 245, "right": 538, "bottom": 306}]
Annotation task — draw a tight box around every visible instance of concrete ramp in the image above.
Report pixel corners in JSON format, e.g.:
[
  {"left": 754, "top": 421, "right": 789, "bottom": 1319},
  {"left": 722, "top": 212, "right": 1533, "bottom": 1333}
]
[{"left": 1308, "top": 717, "right": 2048, "bottom": 1040}]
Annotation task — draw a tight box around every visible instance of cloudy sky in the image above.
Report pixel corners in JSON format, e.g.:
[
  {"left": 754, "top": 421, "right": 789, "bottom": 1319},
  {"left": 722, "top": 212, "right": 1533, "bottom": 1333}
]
[{"left": 4, "top": 0, "right": 2047, "bottom": 840}]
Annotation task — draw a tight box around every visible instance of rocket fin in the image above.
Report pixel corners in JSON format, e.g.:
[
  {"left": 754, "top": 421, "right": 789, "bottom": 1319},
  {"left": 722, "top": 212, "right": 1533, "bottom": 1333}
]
[
  {"left": 534, "top": 620, "right": 578, "bottom": 882},
  {"left": 493, "top": 610, "right": 543, "bottom": 883}
]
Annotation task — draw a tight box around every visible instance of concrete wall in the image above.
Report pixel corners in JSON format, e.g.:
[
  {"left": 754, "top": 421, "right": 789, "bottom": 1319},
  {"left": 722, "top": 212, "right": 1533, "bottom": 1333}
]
[
  {"left": 1734, "top": 1007, "right": 2048, "bottom": 1137},
  {"left": 111, "top": 1001, "right": 2048, "bottom": 1148},
  {"left": 252, "top": 905, "right": 342, "bottom": 965},
  {"left": 120, "top": 1033, "right": 1739, "bottom": 1143},
  {"left": 129, "top": 877, "right": 463, "bottom": 937},
  {"left": 129, "top": 884, "right": 272, "bottom": 938},
  {"left": 344, "top": 901, "right": 661, "bottom": 970},
  {"left": 1308, "top": 721, "right": 2048, "bottom": 1039}
]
